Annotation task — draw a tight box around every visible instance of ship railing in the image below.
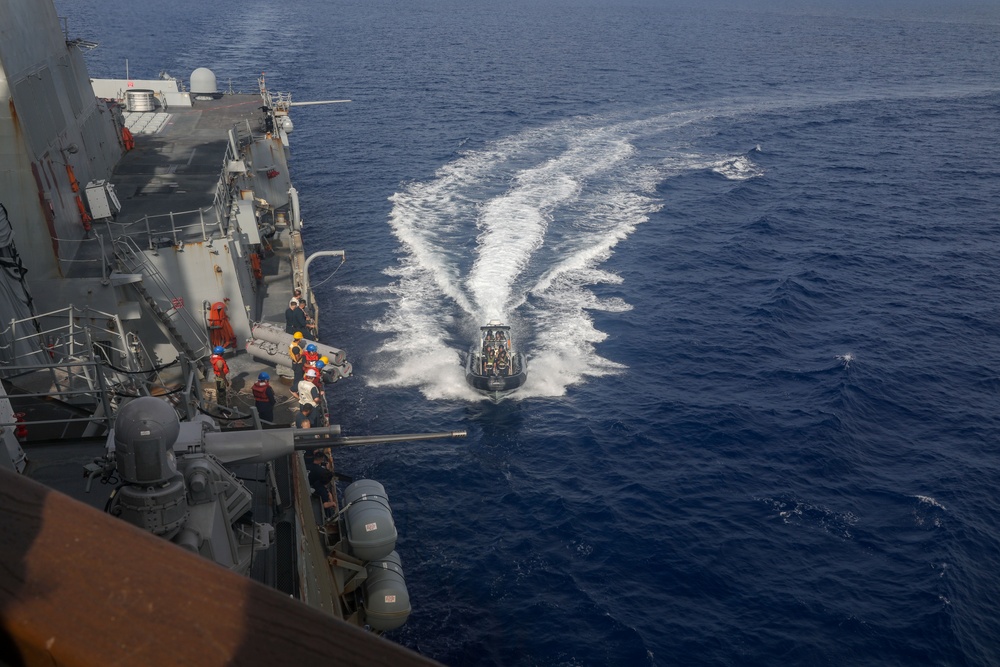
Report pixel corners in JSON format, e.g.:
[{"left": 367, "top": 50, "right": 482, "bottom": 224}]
[
  {"left": 106, "top": 204, "right": 225, "bottom": 249},
  {"left": 0, "top": 305, "right": 201, "bottom": 433},
  {"left": 100, "top": 124, "right": 254, "bottom": 249},
  {"left": 257, "top": 73, "right": 292, "bottom": 114},
  {"left": 1, "top": 306, "right": 136, "bottom": 370},
  {"left": 0, "top": 306, "right": 133, "bottom": 434},
  {"left": 206, "top": 124, "right": 258, "bottom": 239},
  {"left": 113, "top": 236, "right": 213, "bottom": 359},
  {"left": 51, "top": 231, "right": 111, "bottom": 282},
  {"left": 231, "top": 118, "right": 256, "bottom": 149},
  {"left": 270, "top": 91, "right": 292, "bottom": 115}
]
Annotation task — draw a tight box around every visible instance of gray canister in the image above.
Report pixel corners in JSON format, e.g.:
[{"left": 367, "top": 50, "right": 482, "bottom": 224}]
[
  {"left": 364, "top": 550, "right": 411, "bottom": 631},
  {"left": 343, "top": 479, "right": 397, "bottom": 561}
]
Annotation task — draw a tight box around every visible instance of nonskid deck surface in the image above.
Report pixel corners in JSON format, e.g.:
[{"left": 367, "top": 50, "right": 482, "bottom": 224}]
[
  {"left": 67, "top": 94, "right": 266, "bottom": 281},
  {"left": 115, "top": 95, "right": 262, "bottom": 227}
]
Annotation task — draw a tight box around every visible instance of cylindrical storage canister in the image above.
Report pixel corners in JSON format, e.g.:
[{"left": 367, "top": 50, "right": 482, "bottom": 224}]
[
  {"left": 364, "top": 550, "right": 411, "bottom": 631},
  {"left": 343, "top": 479, "right": 397, "bottom": 561},
  {"left": 125, "top": 89, "right": 156, "bottom": 112}
]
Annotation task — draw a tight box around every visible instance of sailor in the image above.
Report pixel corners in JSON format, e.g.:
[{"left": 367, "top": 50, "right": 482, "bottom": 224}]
[
  {"left": 285, "top": 298, "right": 309, "bottom": 337},
  {"left": 209, "top": 346, "right": 229, "bottom": 402},
  {"left": 307, "top": 450, "right": 337, "bottom": 512},
  {"left": 312, "top": 359, "right": 327, "bottom": 387},
  {"left": 251, "top": 371, "right": 276, "bottom": 423},
  {"left": 497, "top": 330, "right": 509, "bottom": 349},
  {"left": 485, "top": 345, "right": 497, "bottom": 374},
  {"left": 303, "top": 342, "right": 320, "bottom": 366},
  {"left": 295, "top": 368, "right": 322, "bottom": 410},
  {"left": 301, "top": 343, "right": 319, "bottom": 384},
  {"left": 289, "top": 332, "right": 306, "bottom": 385},
  {"left": 294, "top": 288, "right": 316, "bottom": 336},
  {"left": 294, "top": 402, "right": 315, "bottom": 429}
]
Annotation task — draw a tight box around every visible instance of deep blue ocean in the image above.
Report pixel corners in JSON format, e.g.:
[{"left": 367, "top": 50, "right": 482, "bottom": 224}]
[{"left": 58, "top": 0, "right": 1000, "bottom": 664}]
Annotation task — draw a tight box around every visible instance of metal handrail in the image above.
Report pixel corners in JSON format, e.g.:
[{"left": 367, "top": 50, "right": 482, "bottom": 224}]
[{"left": 50, "top": 232, "right": 110, "bottom": 282}]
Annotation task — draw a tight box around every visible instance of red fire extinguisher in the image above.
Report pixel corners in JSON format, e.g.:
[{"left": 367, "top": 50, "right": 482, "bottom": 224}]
[{"left": 13, "top": 412, "right": 27, "bottom": 439}]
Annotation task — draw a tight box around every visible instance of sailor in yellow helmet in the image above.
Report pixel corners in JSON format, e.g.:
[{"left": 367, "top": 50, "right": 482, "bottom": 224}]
[{"left": 289, "top": 332, "right": 305, "bottom": 384}]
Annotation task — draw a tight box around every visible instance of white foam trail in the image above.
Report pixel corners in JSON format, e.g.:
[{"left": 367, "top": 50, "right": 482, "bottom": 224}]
[
  {"left": 915, "top": 495, "right": 946, "bottom": 510},
  {"left": 366, "top": 111, "right": 762, "bottom": 400}
]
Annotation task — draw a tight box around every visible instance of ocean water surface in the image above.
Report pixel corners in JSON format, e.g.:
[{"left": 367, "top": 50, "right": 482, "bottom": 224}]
[{"left": 59, "top": 0, "right": 1000, "bottom": 664}]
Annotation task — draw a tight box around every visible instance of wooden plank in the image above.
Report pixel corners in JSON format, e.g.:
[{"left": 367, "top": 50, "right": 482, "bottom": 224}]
[{"left": 0, "top": 469, "right": 441, "bottom": 667}]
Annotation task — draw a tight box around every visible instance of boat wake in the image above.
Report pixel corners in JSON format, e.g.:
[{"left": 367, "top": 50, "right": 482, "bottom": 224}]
[{"left": 363, "top": 111, "right": 762, "bottom": 400}]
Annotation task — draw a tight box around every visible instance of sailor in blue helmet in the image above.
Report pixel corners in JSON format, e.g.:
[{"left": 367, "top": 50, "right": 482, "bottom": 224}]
[
  {"left": 303, "top": 342, "right": 320, "bottom": 364},
  {"left": 209, "top": 346, "right": 229, "bottom": 402},
  {"left": 252, "top": 371, "right": 276, "bottom": 424}
]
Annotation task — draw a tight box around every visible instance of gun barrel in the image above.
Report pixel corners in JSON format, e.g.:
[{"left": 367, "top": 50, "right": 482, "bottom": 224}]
[
  {"left": 295, "top": 430, "right": 467, "bottom": 449},
  {"left": 202, "top": 427, "right": 466, "bottom": 463}
]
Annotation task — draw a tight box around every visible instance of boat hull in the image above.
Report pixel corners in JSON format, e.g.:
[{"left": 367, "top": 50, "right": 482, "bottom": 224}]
[{"left": 465, "top": 350, "right": 527, "bottom": 401}]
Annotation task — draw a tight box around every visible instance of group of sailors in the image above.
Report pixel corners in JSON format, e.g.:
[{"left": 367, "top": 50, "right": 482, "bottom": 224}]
[
  {"left": 211, "top": 290, "right": 337, "bottom": 521},
  {"left": 208, "top": 328, "right": 330, "bottom": 429},
  {"left": 481, "top": 330, "right": 512, "bottom": 376},
  {"left": 284, "top": 289, "right": 316, "bottom": 339},
  {"left": 288, "top": 331, "right": 328, "bottom": 427},
  {"left": 288, "top": 330, "right": 337, "bottom": 520}
]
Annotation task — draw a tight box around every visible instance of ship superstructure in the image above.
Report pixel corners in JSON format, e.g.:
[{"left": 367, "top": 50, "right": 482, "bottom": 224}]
[{"left": 0, "top": 0, "right": 463, "bottom": 662}]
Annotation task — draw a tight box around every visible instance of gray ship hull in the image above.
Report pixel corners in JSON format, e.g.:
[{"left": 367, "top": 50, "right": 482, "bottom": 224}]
[{"left": 0, "top": 0, "right": 464, "bottom": 661}]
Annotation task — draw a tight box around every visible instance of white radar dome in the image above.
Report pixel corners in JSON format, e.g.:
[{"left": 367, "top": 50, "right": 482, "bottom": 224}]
[{"left": 189, "top": 67, "right": 218, "bottom": 96}]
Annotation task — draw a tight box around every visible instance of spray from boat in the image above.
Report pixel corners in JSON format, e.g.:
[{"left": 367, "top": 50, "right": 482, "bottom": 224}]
[{"left": 363, "top": 113, "right": 763, "bottom": 400}]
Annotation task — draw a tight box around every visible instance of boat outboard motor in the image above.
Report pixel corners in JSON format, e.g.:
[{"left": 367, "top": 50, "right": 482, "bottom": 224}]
[{"left": 112, "top": 397, "right": 188, "bottom": 540}]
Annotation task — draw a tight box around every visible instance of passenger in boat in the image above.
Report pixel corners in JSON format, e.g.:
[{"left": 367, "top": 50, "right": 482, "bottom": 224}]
[
  {"left": 485, "top": 346, "right": 497, "bottom": 374},
  {"left": 495, "top": 347, "right": 510, "bottom": 376},
  {"left": 497, "top": 330, "right": 509, "bottom": 349}
]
